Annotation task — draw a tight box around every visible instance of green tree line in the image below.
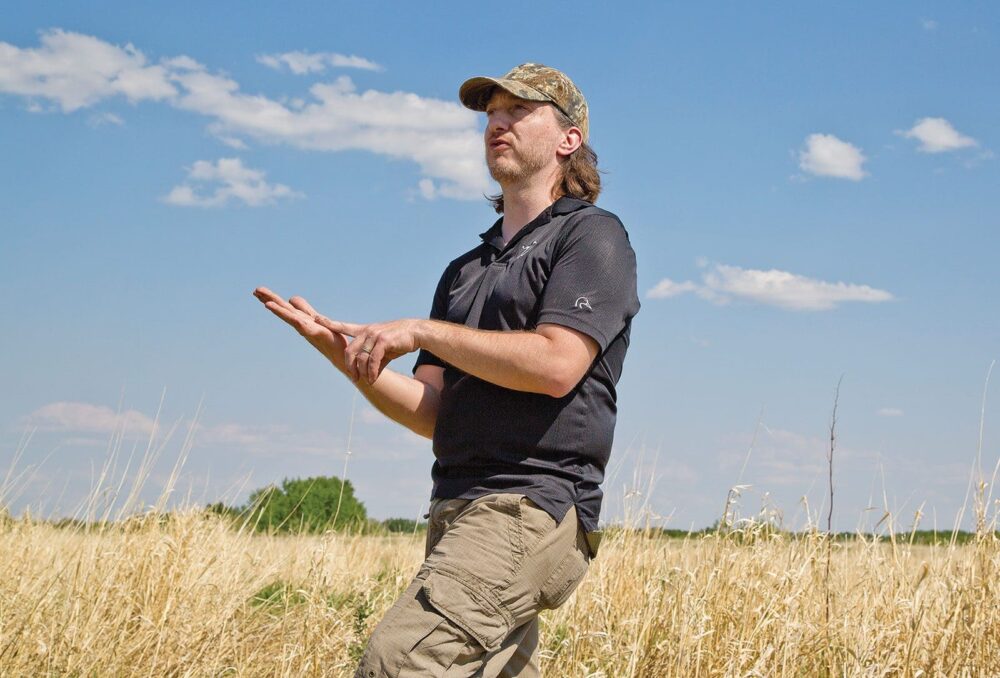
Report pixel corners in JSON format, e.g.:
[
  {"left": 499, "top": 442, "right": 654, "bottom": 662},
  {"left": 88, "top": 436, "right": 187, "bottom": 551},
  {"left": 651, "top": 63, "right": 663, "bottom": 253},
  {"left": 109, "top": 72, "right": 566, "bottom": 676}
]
[{"left": 207, "top": 475, "right": 426, "bottom": 534}]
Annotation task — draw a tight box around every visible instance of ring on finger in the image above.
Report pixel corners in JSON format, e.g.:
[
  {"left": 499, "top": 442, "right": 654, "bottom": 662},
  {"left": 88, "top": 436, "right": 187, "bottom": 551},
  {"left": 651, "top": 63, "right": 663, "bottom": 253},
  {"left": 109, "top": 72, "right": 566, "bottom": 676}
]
[{"left": 361, "top": 341, "right": 374, "bottom": 354}]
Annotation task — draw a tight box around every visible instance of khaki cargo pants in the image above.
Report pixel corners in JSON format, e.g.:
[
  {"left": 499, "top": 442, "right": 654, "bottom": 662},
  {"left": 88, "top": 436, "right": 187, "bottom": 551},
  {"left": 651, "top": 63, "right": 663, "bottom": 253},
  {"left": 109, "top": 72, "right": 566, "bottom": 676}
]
[{"left": 354, "top": 493, "right": 591, "bottom": 677}]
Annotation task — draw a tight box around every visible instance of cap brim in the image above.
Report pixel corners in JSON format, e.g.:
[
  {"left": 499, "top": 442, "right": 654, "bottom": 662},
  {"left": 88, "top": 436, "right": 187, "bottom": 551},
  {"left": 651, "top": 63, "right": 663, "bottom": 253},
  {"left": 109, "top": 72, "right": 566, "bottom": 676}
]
[{"left": 459, "top": 76, "right": 554, "bottom": 111}]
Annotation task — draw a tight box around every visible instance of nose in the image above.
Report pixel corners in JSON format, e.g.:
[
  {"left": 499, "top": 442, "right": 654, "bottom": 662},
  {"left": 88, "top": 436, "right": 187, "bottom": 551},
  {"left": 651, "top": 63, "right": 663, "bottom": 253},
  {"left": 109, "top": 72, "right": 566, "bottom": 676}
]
[{"left": 487, "top": 109, "right": 511, "bottom": 133}]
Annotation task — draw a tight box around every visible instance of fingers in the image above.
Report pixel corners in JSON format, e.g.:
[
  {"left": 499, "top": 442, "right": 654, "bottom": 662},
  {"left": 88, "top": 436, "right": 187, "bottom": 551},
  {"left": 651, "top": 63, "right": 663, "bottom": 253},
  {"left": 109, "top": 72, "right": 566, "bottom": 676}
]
[
  {"left": 254, "top": 288, "right": 303, "bottom": 322},
  {"left": 343, "top": 332, "right": 370, "bottom": 382},
  {"left": 254, "top": 290, "right": 399, "bottom": 385},
  {"left": 367, "top": 339, "right": 385, "bottom": 384},
  {"left": 315, "top": 316, "right": 365, "bottom": 337},
  {"left": 340, "top": 333, "right": 380, "bottom": 385},
  {"left": 288, "top": 295, "right": 318, "bottom": 316},
  {"left": 254, "top": 287, "right": 294, "bottom": 312},
  {"left": 263, "top": 300, "right": 307, "bottom": 328},
  {"left": 255, "top": 288, "right": 321, "bottom": 336}
]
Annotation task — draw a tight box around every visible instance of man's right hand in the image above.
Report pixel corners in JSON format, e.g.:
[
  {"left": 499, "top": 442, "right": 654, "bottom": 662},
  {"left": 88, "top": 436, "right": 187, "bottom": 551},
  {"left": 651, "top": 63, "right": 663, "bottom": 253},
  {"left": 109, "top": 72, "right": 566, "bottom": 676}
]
[{"left": 253, "top": 287, "right": 349, "bottom": 371}]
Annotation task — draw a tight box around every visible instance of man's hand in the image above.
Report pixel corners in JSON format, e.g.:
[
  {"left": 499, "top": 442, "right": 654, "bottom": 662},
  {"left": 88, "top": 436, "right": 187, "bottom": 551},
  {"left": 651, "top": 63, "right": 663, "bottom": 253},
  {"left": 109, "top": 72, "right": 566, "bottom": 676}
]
[
  {"left": 253, "top": 287, "right": 350, "bottom": 369},
  {"left": 315, "top": 317, "right": 424, "bottom": 385}
]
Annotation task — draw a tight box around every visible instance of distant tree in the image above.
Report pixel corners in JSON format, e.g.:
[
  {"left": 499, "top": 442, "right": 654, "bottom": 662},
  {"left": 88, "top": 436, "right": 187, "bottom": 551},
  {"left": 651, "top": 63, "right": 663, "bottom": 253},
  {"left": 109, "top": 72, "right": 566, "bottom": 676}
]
[
  {"left": 380, "top": 518, "right": 427, "bottom": 533},
  {"left": 206, "top": 501, "right": 239, "bottom": 520},
  {"left": 244, "top": 476, "right": 367, "bottom": 533}
]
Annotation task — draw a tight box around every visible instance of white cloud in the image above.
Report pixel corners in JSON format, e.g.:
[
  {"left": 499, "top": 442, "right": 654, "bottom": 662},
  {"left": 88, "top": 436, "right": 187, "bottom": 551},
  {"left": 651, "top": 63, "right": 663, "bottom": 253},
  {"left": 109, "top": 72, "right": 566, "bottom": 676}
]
[
  {"left": 798, "top": 133, "right": 867, "bottom": 180},
  {"left": 0, "top": 30, "right": 489, "bottom": 200},
  {"left": 417, "top": 178, "right": 436, "bottom": 200},
  {"left": 702, "top": 264, "right": 893, "bottom": 310},
  {"left": 217, "top": 135, "right": 248, "bottom": 150},
  {"left": 0, "top": 29, "right": 175, "bottom": 112},
  {"left": 168, "top": 67, "right": 488, "bottom": 199},
  {"left": 256, "top": 51, "right": 382, "bottom": 75},
  {"left": 162, "top": 157, "right": 303, "bottom": 208},
  {"left": 647, "top": 278, "right": 699, "bottom": 299},
  {"left": 646, "top": 262, "right": 893, "bottom": 311},
  {"left": 23, "top": 401, "right": 156, "bottom": 436},
  {"left": 898, "top": 117, "right": 978, "bottom": 153},
  {"left": 87, "top": 111, "right": 124, "bottom": 127},
  {"left": 877, "top": 407, "right": 904, "bottom": 417},
  {"left": 20, "top": 401, "right": 352, "bottom": 459},
  {"left": 921, "top": 18, "right": 938, "bottom": 31}
]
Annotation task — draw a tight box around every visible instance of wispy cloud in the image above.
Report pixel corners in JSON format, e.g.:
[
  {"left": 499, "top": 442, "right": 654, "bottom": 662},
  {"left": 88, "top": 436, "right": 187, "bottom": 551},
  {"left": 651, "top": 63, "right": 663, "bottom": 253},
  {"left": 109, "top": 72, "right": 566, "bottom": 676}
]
[
  {"left": 256, "top": 51, "right": 382, "bottom": 75},
  {"left": 23, "top": 401, "right": 156, "bottom": 436},
  {"left": 798, "top": 133, "right": 867, "bottom": 180},
  {"left": 877, "top": 407, "right": 904, "bottom": 417},
  {"left": 718, "top": 427, "right": 825, "bottom": 487},
  {"left": 20, "top": 400, "right": 345, "bottom": 458},
  {"left": 921, "top": 18, "right": 938, "bottom": 31},
  {"left": 719, "top": 425, "right": 877, "bottom": 489},
  {"left": 194, "top": 422, "right": 343, "bottom": 457},
  {"left": 0, "top": 29, "right": 489, "bottom": 200},
  {"left": 647, "top": 279, "right": 699, "bottom": 299},
  {"left": 217, "top": 135, "right": 248, "bottom": 150},
  {"left": 646, "top": 262, "right": 893, "bottom": 311},
  {"left": 87, "top": 111, "right": 124, "bottom": 127},
  {"left": 897, "top": 117, "right": 978, "bottom": 153},
  {"left": 162, "top": 158, "right": 303, "bottom": 208}
]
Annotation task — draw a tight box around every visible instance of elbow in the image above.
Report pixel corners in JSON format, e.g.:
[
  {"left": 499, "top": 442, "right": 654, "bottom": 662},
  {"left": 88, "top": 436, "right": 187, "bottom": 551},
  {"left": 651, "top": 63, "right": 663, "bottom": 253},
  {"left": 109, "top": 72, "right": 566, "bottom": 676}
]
[
  {"left": 544, "top": 383, "right": 575, "bottom": 399},
  {"left": 541, "top": 368, "right": 585, "bottom": 399},
  {"left": 533, "top": 326, "right": 599, "bottom": 399}
]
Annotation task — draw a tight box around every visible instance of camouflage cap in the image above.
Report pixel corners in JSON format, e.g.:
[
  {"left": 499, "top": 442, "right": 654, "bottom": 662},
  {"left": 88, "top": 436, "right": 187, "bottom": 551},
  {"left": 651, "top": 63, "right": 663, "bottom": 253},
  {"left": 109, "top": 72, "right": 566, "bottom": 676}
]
[{"left": 459, "top": 63, "right": 589, "bottom": 141}]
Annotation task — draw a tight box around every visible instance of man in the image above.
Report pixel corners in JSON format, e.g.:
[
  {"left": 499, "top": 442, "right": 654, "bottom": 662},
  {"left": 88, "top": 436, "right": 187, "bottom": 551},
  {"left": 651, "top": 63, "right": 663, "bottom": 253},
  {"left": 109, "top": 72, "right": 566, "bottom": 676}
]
[{"left": 254, "top": 63, "right": 639, "bottom": 677}]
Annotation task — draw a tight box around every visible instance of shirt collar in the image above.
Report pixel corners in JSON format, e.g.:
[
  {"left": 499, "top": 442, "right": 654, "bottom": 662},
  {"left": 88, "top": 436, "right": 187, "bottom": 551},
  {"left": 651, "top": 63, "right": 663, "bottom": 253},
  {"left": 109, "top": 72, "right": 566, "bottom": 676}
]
[{"left": 478, "top": 196, "right": 591, "bottom": 251}]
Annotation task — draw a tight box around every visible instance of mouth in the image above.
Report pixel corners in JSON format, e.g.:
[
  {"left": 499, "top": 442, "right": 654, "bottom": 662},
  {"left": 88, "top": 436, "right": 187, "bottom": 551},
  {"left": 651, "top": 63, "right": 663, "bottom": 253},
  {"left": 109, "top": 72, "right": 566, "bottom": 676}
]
[{"left": 489, "top": 137, "right": 511, "bottom": 151}]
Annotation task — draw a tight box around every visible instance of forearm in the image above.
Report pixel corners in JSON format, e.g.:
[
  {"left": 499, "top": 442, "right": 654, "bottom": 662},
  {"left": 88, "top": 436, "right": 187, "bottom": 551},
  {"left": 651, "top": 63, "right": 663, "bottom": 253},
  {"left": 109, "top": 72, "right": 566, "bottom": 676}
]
[
  {"left": 416, "top": 320, "right": 571, "bottom": 397},
  {"left": 338, "top": 360, "right": 440, "bottom": 439},
  {"left": 302, "top": 339, "right": 441, "bottom": 437},
  {"left": 358, "top": 370, "right": 440, "bottom": 439}
]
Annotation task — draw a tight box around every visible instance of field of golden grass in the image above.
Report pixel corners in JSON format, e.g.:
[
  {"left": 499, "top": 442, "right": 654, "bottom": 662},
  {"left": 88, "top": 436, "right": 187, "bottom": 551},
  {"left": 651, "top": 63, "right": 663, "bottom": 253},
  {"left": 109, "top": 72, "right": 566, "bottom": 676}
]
[{"left": 1, "top": 508, "right": 997, "bottom": 677}]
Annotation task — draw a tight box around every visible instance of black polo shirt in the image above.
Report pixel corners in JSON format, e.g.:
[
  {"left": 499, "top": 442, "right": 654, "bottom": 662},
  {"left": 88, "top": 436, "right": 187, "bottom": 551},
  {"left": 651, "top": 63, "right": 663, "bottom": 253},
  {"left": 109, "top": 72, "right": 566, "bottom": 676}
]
[{"left": 413, "top": 196, "right": 640, "bottom": 533}]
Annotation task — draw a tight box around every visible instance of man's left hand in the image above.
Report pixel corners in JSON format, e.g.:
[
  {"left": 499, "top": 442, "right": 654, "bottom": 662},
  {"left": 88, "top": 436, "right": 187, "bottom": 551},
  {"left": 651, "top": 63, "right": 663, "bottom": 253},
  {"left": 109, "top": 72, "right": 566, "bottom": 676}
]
[{"left": 315, "top": 316, "right": 424, "bottom": 385}]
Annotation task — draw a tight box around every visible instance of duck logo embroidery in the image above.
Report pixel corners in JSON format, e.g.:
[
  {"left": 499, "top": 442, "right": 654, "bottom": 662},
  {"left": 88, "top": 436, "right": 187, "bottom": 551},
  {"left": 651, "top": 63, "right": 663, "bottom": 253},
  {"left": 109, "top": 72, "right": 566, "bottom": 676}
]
[{"left": 574, "top": 296, "right": 592, "bottom": 311}]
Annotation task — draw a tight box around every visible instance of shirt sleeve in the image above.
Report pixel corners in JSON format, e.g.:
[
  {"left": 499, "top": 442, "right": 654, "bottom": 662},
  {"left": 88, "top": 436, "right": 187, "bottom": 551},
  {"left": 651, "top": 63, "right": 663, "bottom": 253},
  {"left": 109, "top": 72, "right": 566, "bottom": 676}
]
[
  {"left": 412, "top": 266, "right": 453, "bottom": 372},
  {"left": 535, "top": 213, "right": 640, "bottom": 353}
]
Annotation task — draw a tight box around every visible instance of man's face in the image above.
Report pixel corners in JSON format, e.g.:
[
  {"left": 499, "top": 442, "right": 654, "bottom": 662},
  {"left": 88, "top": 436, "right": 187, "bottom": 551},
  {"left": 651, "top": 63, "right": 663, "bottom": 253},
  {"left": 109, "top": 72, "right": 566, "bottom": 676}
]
[{"left": 484, "top": 89, "right": 564, "bottom": 185}]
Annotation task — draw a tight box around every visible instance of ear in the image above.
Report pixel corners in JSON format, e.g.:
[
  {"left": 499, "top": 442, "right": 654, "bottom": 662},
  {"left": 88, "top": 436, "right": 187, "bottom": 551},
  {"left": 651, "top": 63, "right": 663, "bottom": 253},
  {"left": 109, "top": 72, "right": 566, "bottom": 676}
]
[{"left": 556, "top": 126, "right": 584, "bottom": 158}]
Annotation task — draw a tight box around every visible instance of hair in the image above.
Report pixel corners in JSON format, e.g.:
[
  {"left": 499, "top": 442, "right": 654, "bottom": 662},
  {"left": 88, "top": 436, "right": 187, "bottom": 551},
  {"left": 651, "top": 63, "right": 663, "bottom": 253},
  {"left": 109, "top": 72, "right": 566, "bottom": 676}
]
[{"left": 488, "top": 106, "right": 602, "bottom": 214}]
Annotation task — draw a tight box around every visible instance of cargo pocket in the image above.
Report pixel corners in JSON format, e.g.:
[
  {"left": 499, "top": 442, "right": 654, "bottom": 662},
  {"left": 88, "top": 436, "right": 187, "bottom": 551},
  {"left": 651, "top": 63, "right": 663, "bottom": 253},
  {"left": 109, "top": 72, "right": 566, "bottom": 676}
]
[
  {"left": 422, "top": 569, "right": 514, "bottom": 653},
  {"left": 539, "top": 544, "right": 589, "bottom": 610}
]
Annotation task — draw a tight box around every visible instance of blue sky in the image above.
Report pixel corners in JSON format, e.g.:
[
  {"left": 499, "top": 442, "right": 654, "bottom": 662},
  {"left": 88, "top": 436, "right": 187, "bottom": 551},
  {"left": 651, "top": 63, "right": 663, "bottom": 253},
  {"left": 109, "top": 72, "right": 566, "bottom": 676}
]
[{"left": 2, "top": 3, "right": 998, "bottom": 531}]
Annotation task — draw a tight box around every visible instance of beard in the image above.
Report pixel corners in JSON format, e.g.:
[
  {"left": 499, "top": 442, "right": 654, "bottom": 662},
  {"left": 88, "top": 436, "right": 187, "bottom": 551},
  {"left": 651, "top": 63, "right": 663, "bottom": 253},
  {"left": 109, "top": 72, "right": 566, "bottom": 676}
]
[{"left": 486, "top": 141, "right": 549, "bottom": 184}]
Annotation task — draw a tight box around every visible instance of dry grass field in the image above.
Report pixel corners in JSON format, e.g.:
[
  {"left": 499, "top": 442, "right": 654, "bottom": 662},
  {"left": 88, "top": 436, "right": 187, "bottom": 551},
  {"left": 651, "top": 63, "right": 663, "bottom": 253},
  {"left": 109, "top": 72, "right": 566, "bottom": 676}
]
[{"left": 1, "top": 507, "right": 998, "bottom": 677}]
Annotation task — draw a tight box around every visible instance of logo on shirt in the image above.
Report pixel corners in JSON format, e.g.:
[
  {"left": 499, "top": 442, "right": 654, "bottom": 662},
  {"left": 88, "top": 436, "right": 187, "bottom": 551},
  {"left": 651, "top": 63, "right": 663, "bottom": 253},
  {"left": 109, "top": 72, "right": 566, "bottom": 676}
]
[
  {"left": 513, "top": 240, "right": 538, "bottom": 260},
  {"left": 574, "top": 296, "right": 593, "bottom": 311}
]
